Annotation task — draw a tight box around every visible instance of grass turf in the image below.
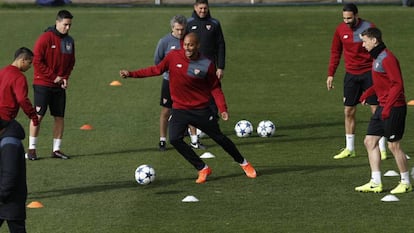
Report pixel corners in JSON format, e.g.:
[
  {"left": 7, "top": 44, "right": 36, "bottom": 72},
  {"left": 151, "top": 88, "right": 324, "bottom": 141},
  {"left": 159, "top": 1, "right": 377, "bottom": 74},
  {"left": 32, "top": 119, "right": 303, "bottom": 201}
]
[{"left": 0, "top": 5, "right": 414, "bottom": 233}]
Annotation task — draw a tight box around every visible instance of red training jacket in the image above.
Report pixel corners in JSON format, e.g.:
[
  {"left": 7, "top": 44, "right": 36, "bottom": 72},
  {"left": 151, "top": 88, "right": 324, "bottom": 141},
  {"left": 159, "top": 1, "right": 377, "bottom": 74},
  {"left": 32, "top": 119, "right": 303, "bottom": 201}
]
[
  {"left": 0, "top": 65, "right": 37, "bottom": 122},
  {"left": 128, "top": 49, "right": 227, "bottom": 113},
  {"left": 328, "top": 19, "right": 374, "bottom": 76},
  {"left": 33, "top": 28, "right": 75, "bottom": 87},
  {"left": 361, "top": 49, "right": 405, "bottom": 117}
]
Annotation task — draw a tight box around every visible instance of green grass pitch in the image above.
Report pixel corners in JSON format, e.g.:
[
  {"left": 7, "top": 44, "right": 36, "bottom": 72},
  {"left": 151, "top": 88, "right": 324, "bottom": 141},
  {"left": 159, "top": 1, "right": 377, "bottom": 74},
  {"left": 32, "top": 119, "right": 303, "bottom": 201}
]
[{"left": 1, "top": 4, "right": 414, "bottom": 233}]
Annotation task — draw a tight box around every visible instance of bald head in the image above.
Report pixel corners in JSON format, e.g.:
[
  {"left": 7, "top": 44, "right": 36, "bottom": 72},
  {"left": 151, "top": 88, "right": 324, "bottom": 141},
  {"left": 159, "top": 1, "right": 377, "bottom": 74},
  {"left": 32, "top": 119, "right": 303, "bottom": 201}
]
[{"left": 183, "top": 33, "right": 200, "bottom": 60}]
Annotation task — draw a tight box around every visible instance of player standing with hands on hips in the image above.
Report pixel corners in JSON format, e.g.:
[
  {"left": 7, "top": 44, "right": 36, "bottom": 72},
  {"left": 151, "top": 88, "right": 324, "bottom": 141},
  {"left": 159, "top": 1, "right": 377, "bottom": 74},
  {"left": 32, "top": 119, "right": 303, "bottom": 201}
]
[
  {"left": 355, "top": 27, "right": 411, "bottom": 194},
  {"left": 326, "top": 3, "right": 388, "bottom": 160},
  {"left": 26, "top": 9, "right": 75, "bottom": 160},
  {"left": 120, "top": 33, "right": 256, "bottom": 184},
  {"left": 0, "top": 47, "right": 40, "bottom": 233}
]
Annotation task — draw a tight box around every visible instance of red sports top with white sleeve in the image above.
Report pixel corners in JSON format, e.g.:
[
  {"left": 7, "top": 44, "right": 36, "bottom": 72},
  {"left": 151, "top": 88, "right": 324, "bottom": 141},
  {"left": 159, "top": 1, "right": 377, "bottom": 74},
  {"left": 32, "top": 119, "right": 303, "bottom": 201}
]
[
  {"left": 128, "top": 49, "right": 227, "bottom": 113},
  {"left": 362, "top": 48, "right": 405, "bottom": 117},
  {"left": 328, "top": 19, "right": 374, "bottom": 76}
]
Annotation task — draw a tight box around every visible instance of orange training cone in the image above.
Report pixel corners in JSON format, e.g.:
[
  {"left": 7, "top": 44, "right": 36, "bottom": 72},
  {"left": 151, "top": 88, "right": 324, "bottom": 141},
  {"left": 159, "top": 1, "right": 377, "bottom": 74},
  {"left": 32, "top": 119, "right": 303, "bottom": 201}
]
[
  {"left": 80, "top": 124, "right": 93, "bottom": 130},
  {"left": 110, "top": 80, "right": 122, "bottom": 86},
  {"left": 27, "top": 201, "right": 44, "bottom": 208},
  {"left": 407, "top": 100, "right": 414, "bottom": 106}
]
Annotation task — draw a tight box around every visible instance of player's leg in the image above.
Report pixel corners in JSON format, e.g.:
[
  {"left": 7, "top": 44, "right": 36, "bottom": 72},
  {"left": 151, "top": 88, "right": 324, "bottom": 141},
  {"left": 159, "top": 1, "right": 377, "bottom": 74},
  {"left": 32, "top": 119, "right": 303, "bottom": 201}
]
[
  {"left": 169, "top": 109, "right": 208, "bottom": 181},
  {"left": 363, "top": 71, "right": 387, "bottom": 160},
  {"left": 159, "top": 79, "right": 171, "bottom": 151},
  {"left": 50, "top": 88, "right": 68, "bottom": 159},
  {"left": 355, "top": 108, "right": 383, "bottom": 193},
  {"left": 27, "top": 85, "right": 49, "bottom": 160},
  {"left": 334, "top": 73, "right": 359, "bottom": 159},
  {"left": 6, "top": 220, "right": 26, "bottom": 233},
  {"left": 194, "top": 109, "right": 256, "bottom": 178},
  {"left": 189, "top": 125, "right": 206, "bottom": 149},
  {"left": 385, "top": 105, "right": 412, "bottom": 194}
]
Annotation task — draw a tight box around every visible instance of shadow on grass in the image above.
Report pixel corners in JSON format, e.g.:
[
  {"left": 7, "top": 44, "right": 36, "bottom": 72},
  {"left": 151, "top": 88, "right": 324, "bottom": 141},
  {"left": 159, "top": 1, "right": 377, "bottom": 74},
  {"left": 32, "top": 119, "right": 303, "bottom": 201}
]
[
  {"left": 28, "top": 177, "right": 189, "bottom": 199},
  {"left": 28, "top": 162, "right": 368, "bottom": 199}
]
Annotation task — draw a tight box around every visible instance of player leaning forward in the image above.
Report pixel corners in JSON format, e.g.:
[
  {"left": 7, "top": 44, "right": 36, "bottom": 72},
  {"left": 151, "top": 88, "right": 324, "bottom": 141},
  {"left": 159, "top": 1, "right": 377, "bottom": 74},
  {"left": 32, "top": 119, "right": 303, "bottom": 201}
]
[
  {"left": 120, "top": 33, "right": 256, "bottom": 183},
  {"left": 355, "top": 27, "right": 411, "bottom": 194}
]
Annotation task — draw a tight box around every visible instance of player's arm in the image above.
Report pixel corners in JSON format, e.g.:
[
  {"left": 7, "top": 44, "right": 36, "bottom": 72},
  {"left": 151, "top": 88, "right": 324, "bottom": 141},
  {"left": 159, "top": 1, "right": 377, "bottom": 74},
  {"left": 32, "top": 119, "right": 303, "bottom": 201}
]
[
  {"left": 327, "top": 30, "right": 342, "bottom": 90},
  {"left": 381, "top": 57, "right": 404, "bottom": 119},
  {"left": 33, "top": 35, "right": 57, "bottom": 80},
  {"left": 359, "top": 86, "right": 376, "bottom": 105},
  {"left": 13, "top": 78, "right": 39, "bottom": 126}
]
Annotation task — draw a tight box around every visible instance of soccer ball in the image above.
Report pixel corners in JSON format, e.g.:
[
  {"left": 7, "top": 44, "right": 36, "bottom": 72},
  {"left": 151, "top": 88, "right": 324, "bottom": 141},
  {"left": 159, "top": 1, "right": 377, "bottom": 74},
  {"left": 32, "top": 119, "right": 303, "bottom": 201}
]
[
  {"left": 256, "top": 120, "right": 276, "bottom": 137},
  {"left": 135, "top": 164, "right": 156, "bottom": 185},
  {"left": 234, "top": 120, "right": 253, "bottom": 137}
]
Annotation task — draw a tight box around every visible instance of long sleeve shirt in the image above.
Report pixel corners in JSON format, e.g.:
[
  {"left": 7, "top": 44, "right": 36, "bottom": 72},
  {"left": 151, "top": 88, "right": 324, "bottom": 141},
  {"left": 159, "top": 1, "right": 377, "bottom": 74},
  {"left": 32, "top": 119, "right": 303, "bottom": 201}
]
[
  {"left": 33, "top": 27, "right": 75, "bottom": 87},
  {"left": 328, "top": 19, "right": 374, "bottom": 76},
  {"left": 128, "top": 49, "right": 227, "bottom": 113},
  {"left": 154, "top": 33, "right": 183, "bottom": 80},
  {"left": 0, "top": 65, "right": 37, "bottom": 122},
  {"left": 363, "top": 48, "right": 406, "bottom": 117},
  {"left": 187, "top": 11, "right": 226, "bottom": 70}
]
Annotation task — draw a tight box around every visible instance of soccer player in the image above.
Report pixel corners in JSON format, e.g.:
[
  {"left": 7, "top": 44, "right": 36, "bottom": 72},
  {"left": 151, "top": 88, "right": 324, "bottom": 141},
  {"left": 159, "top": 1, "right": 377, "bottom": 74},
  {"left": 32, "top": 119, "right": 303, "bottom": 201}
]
[
  {"left": 355, "top": 27, "right": 411, "bottom": 194},
  {"left": 155, "top": 15, "right": 205, "bottom": 151},
  {"left": 326, "top": 3, "right": 388, "bottom": 160},
  {"left": 187, "top": 0, "right": 226, "bottom": 80},
  {"left": 0, "top": 47, "right": 39, "bottom": 233},
  {"left": 119, "top": 33, "right": 256, "bottom": 183},
  {"left": 27, "top": 9, "right": 75, "bottom": 160},
  {"left": 186, "top": 0, "right": 226, "bottom": 149}
]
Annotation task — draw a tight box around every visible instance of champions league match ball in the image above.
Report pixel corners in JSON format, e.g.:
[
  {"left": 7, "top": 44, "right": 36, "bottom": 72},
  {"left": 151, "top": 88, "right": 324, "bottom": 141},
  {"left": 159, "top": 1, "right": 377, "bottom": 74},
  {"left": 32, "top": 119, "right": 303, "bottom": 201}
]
[
  {"left": 135, "top": 164, "right": 156, "bottom": 185},
  {"left": 256, "top": 120, "right": 276, "bottom": 137},
  {"left": 234, "top": 120, "right": 254, "bottom": 137}
]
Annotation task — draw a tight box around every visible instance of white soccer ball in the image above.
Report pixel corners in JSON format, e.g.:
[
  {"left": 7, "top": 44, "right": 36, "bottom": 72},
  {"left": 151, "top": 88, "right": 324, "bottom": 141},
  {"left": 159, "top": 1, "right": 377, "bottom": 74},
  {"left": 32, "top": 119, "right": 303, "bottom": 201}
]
[
  {"left": 234, "top": 120, "right": 254, "bottom": 137},
  {"left": 135, "top": 164, "right": 156, "bottom": 185},
  {"left": 257, "top": 120, "right": 276, "bottom": 137}
]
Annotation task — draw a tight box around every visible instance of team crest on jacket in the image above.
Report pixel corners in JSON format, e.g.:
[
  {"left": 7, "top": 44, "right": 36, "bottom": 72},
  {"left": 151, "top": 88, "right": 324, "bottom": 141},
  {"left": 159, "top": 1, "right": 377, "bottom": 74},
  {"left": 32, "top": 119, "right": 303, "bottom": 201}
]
[
  {"left": 343, "top": 35, "right": 349, "bottom": 39},
  {"left": 206, "top": 25, "right": 212, "bottom": 30},
  {"left": 65, "top": 42, "right": 72, "bottom": 51},
  {"left": 194, "top": 69, "right": 201, "bottom": 75}
]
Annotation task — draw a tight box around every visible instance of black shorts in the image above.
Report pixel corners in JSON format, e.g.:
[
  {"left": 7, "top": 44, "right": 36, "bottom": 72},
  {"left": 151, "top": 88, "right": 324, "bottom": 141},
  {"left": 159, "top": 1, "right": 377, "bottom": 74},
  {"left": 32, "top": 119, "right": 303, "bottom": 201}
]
[
  {"left": 169, "top": 108, "right": 219, "bottom": 141},
  {"left": 159, "top": 79, "right": 172, "bottom": 108},
  {"left": 343, "top": 71, "right": 378, "bottom": 106},
  {"left": 367, "top": 105, "right": 406, "bottom": 142},
  {"left": 33, "top": 85, "right": 66, "bottom": 117}
]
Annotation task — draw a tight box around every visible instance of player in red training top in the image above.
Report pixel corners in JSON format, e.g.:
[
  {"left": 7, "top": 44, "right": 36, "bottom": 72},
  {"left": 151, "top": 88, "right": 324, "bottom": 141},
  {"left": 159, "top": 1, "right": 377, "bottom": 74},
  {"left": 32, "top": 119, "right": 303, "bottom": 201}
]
[
  {"left": 27, "top": 10, "right": 75, "bottom": 160},
  {"left": 355, "top": 27, "right": 411, "bottom": 194},
  {"left": 326, "top": 3, "right": 388, "bottom": 160},
  {"left": 0, "top": 47, "right": 39, "bottom": 129},
  {"left": 119, "top": 33, "right": 256, "bottom": 184},
  {"left": 0, "top": 47, "right": 39, "bottom": 233}
]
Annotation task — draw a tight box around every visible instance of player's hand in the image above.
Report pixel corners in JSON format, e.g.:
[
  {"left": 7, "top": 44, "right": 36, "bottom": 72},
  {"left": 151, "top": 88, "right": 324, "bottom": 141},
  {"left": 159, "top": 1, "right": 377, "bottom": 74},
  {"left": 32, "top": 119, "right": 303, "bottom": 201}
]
[
  {"left": 381, "top": 108, "right": 390, "bottom": 120},
  {"left": 119, "top": 70, "right": 129, "bottom": 78},
  {"left": 216, "top": 69, "right": 224, "bottom": 80},
  {"left": 61, "top": 79, "right": 68, "bottom": 89},
  {"left": 221, "top": 112, "right": 229, "bottom": 121},
  {"left": 54, "top": 76, "right": 63, "bottom": 84},
  {"left": 359, "top": 93, "right": 367, "bottom": 105},
  {"left": 31, "top": 115, "right": 40, "bottom": 127},
  {"left": 326, "top": 76, "right": 334, "bottom": 90}
]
